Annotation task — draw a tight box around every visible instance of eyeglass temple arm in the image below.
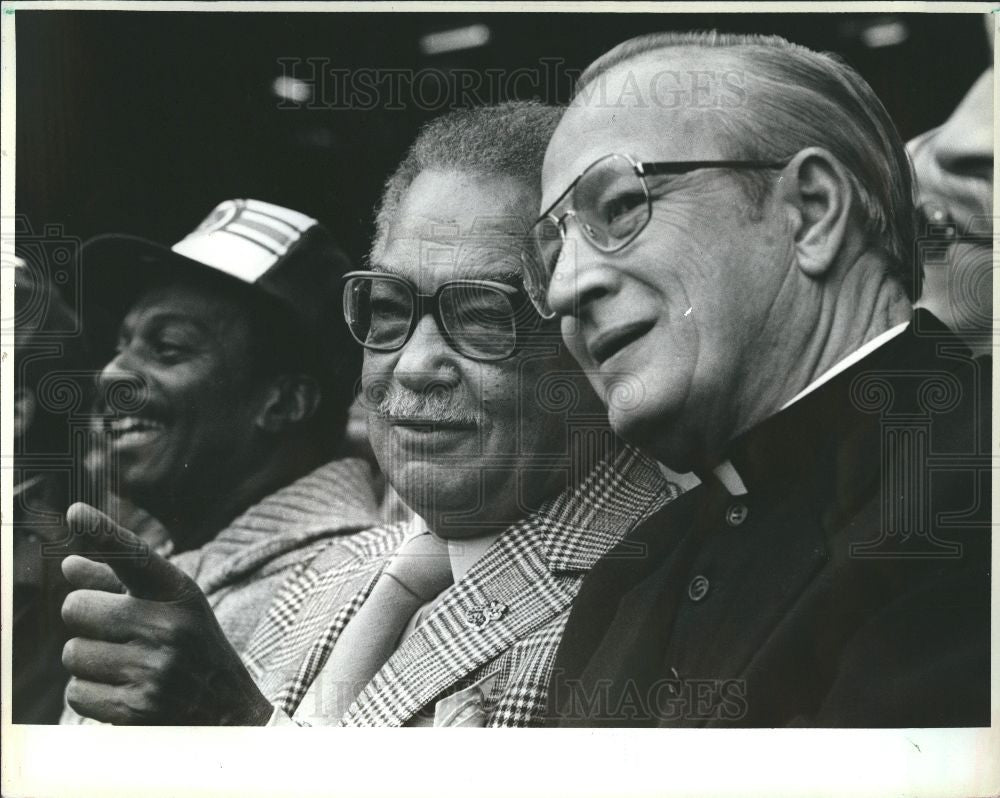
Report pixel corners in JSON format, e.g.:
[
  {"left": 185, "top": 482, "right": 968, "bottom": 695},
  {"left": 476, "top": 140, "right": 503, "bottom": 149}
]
[{"left": 639, "top": 160, "right": 788, "bottom": 175}]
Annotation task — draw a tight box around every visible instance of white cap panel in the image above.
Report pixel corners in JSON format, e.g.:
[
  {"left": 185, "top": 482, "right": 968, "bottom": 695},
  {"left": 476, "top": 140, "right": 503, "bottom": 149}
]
[
  {"left": 167, "top": 198, "right": 319, "bottom": 283},
  {"left": 171, "top": 230, "right": 277, "bottom": 282}
]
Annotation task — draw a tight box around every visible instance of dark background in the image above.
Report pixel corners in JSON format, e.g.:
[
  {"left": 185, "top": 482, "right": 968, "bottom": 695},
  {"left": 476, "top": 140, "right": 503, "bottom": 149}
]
[{"left": 15, "top": 10, "right": 992, "bottom": 271}]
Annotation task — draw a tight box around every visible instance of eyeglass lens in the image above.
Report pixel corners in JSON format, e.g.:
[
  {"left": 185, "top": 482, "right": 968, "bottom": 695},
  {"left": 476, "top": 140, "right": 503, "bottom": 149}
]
[
  {"left": 344, "top": 275, "right": 518, "bottom": 360},
  {"left": 524, "top": 154, "right": 651, "bottom": 317}
]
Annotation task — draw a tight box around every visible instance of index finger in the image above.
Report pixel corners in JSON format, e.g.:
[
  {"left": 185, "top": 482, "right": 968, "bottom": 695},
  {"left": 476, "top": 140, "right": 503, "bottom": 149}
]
[{"left": 66, "top": 503, "right": 185, "bottom": 601}]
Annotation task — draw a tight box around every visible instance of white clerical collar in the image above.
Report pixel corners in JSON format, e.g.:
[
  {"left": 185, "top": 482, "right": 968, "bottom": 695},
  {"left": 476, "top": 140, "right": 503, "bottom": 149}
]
[
  {"left": 780, "top": 322, "right": 910, "bottom": 410},
  {"left": 659, "top": 461, "right": 748, "bottom": 497},
  {"left": 403, "top": 515, "right": 500, "bottom": 584},
  {"left": 658, "top": 322, "right": 910, "bottom": 497}
]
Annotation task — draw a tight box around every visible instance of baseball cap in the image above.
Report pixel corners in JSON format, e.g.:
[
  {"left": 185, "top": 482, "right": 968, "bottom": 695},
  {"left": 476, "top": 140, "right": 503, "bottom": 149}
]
[{"left": 82, "top": 198, "right": 355, "bottom": 376}]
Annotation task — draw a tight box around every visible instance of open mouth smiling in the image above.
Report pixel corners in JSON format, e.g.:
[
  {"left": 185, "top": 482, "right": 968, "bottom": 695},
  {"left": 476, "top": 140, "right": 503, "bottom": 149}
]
[{"left": 107, "top": 414, "right": 168, "bottom": 445}]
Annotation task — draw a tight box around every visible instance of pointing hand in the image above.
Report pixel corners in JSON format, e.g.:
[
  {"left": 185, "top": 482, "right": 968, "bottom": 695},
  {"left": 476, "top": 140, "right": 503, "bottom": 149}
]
[{"left": 61, "top": 503, "right": 273, "bottom": 725}]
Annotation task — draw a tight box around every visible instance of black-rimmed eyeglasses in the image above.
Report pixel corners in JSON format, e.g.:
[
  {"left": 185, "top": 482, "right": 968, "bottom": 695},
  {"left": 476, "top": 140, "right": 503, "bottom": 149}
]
[
  {"left": 342, "top": 270, "right": 544, "bottom": 362},
  {"left": 522, "top": 153, "right": 787, "bottom": 318}
]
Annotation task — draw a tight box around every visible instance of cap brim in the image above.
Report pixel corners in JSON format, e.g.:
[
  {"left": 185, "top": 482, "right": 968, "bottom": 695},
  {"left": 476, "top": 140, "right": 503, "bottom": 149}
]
[{"left": 81, "top": 233, "right": 254, "bottom": 356}]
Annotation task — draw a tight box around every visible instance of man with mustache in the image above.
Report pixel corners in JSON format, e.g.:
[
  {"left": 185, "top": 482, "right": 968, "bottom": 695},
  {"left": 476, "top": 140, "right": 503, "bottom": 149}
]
[
  {"left": 59, "top": 103, "right": 677, "bottom": 726},
  {"left": 60, "top": 200, "right": 380, "bottom": 698},
  {"left": 527, "top": 32, "right": 991, "bottom": 727}
]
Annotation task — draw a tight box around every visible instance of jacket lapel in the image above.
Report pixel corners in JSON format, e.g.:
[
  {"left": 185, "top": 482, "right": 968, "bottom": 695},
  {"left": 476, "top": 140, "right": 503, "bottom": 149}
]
[
  {"left": 341, "top": 524, "right": 575, "bottom": 726},
  {"left": 280, "top": 563, "right": 385, "bottom": 714},
  {"left": 342, "top": 444, "right": 671, "bottom": 727},
  {"left": 268, "top": 524, "right": 410, "bottom": 714}
]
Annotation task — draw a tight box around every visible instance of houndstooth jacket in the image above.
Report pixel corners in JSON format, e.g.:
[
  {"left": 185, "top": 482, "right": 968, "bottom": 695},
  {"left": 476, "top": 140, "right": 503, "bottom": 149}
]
[{"left": 243, "top": 441, "right": 678, "bottom": 727}]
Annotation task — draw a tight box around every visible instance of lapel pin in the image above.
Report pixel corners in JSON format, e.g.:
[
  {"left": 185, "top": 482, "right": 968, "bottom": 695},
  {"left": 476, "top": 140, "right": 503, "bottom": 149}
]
[{"left": 465, "top": 600, "right": 509, "bottom": 630}]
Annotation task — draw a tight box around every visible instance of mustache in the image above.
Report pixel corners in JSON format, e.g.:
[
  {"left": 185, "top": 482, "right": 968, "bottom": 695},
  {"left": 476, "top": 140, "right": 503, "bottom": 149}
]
[
  {"left": 93, "top": 375, "right": 154, "bottom": 417},
  {"left": 374, "top": 387, "right": 482, "bottom": 426}
]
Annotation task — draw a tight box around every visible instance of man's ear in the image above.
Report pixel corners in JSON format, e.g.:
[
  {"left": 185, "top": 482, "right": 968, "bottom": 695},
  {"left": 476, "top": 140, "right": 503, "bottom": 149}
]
[
  {"left": 777, "top": 147, "right": 854, "bottom": 278},
  {"left": 254, "top": 375, "right": 321, "bottom": 434}
]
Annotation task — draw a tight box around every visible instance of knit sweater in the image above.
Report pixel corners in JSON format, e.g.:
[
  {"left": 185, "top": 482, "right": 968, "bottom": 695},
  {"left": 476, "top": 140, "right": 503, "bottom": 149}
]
[
  {"left": 169, "top": 457, "right": 381, "bottom": 653},
  {"left": 61, "top": 457, "right": 381, "bottom": 725}
]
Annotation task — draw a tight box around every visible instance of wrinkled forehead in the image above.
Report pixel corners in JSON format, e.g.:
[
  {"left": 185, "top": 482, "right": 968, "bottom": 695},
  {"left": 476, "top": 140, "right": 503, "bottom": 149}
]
[
  {"left": 378, "top": 218, "right": 529, "bottom": 285},
  {"left": 373, "top": 169, "right": 540, "bottom": 288},
  {"left": 542, "top": 49, "right": 750, "bottom": 200}
]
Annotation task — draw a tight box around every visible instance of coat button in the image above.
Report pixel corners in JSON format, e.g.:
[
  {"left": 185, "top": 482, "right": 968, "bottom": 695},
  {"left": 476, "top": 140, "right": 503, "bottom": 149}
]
[
  {"left": 688, "top": 574, "right": 710, "bottom": 601},
  {"left": 725, "top": 502, "right": 749, "bottom": 526}
]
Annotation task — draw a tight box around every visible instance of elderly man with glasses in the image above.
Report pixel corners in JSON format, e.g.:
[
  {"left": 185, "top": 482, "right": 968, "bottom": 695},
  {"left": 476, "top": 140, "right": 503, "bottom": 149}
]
[
  {"left": 57, "top": 101, "right": 678, "bottom": 726},
  {"left": 529, "top": 33, "right": 991, "bottom": 728}
]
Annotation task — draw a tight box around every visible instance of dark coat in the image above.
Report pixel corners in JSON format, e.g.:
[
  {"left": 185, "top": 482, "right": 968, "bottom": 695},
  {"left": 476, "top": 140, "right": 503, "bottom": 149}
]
[{"left": 546, "top": 311, "right": 991, "bottom": 727}]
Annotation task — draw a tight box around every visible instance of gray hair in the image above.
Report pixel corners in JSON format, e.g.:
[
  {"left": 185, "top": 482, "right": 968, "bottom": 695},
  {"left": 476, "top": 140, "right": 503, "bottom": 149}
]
[
  {"left": 371, "top": 101, "right": 562, "bottom": 262},
  {"left": 575, "top": 31, "right": 918, "bottom": 296}
]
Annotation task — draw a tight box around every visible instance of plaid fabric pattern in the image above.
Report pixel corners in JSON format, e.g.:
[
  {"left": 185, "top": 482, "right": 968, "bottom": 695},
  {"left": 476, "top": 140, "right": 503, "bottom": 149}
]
[
  {"left": 243, "top": 523, "right": 409, "bottom": 702},
  {"left": 476, "top": 611, "right": 572, "bottom": 726},
  {"left": 244, "top": 442, "right": 681, "bottom": 727}
]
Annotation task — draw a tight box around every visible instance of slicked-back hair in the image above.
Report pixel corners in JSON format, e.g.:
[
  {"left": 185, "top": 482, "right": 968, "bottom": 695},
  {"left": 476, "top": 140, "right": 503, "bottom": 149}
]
[
  {"left": 371, "top": 101, "right": 563, "bottom": 262},
  {"left": 575, "top": 31, "right": 919, "bottom": 297}
]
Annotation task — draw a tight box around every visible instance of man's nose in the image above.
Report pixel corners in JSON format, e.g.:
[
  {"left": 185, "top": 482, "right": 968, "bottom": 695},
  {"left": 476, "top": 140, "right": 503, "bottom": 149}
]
[
  {"left": 97, "top": 348, "right": 147, "bottom": 411},
  {"left": 393, "top": 314, "right": 460, "bottom": 392},
  {"left": 545, "top": 227, "right": 621, "bottom": 319},
  {"left": 928, "top": 69, "right": 993, "bottom": 181},
  {"left": 98, "top": 347, "right": 136, "bottom": 383}
]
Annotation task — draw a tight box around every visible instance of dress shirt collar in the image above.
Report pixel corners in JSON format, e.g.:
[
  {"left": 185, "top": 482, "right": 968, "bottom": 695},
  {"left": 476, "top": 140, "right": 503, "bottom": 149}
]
[
  {"left": 447, "top": 534, "right": 501, "bottom": 583},
  {"left": 402, "top": 442, "right": 674, "bottom": 578},
  {"left": 401, "top": 515, "right": 501, "bottom": 585}
]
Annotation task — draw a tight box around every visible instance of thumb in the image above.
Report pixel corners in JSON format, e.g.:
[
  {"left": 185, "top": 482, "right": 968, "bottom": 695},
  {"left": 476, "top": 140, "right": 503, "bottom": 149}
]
[
  {"left": 65, "top": 502, "right": 193, "bottom": 602},
  {"left": 62, "top": 555, "right": 126, "bottom": 593}
]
